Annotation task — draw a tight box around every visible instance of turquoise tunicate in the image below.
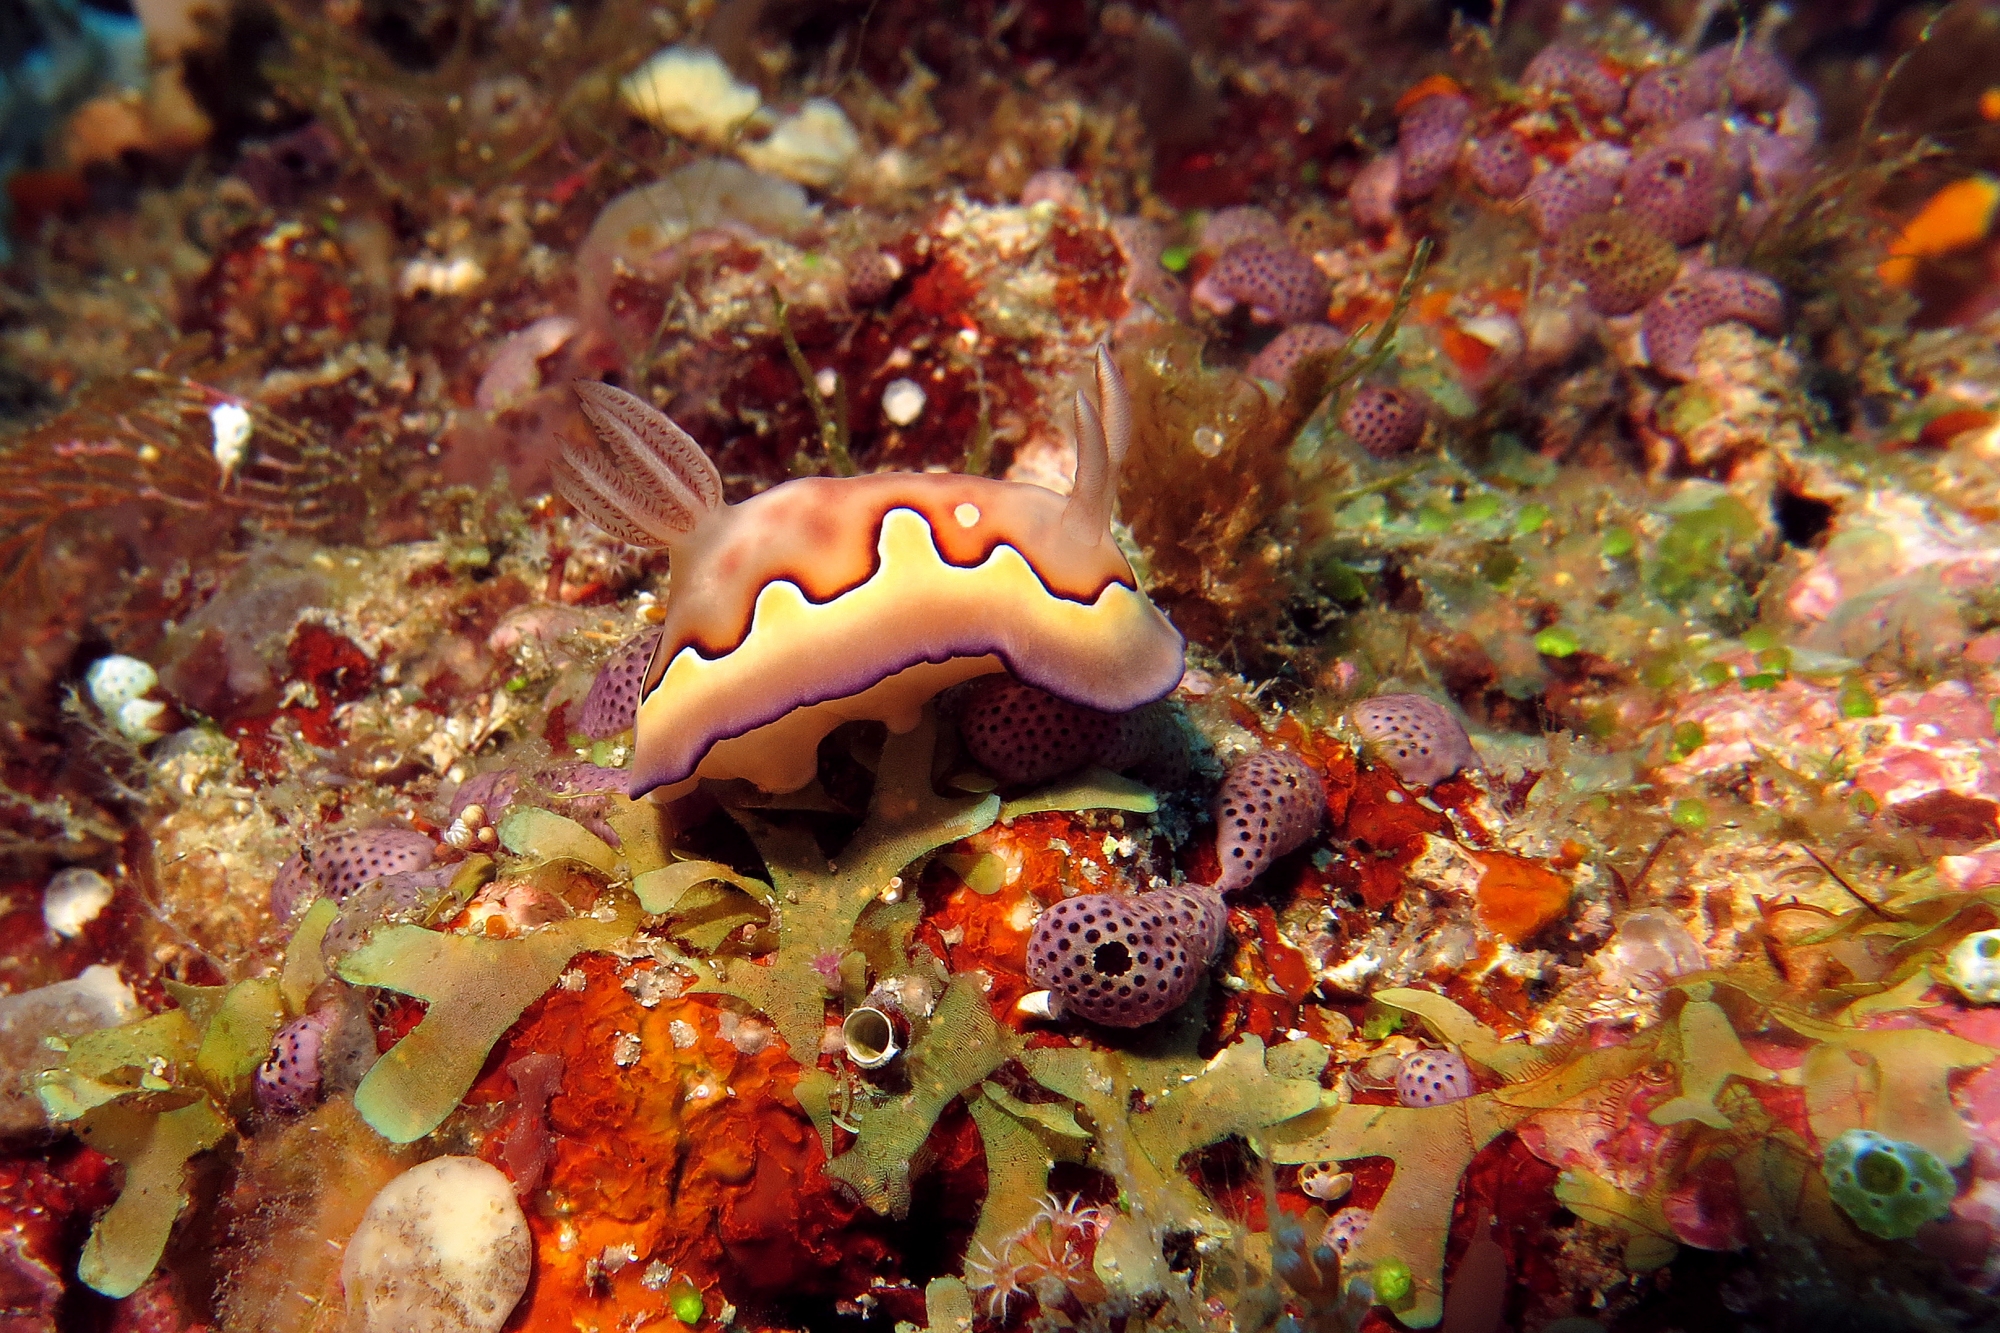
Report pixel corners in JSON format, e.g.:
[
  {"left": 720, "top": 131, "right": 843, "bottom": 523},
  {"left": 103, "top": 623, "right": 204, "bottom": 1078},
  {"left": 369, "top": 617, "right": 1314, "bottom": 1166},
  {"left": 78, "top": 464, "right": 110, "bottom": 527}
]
[
  {"left": 1945, "top": 929, "right": 2000, "bottom": 1004},
  {"left": 1821, "top": 1128, "right": 1955, "bottom": 1239}
]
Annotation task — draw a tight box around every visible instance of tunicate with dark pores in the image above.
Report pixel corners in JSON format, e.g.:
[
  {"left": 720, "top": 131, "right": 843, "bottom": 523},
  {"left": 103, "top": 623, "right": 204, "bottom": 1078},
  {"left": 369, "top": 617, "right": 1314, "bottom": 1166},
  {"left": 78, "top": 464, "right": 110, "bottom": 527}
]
[
  {"left": 1320, "top": 1206, "right": 1371, "bottom": 1259},
  {"left": 1688, "top": 42, "right": 1794, "bottom": 115},
  {"left": 1396, "top": 92, "right": 1473, "bottom": 200},
  {"left": 1350, "top": 693, "right": 1479, "bottom": 787},
  {"left": 1026, "top": 886, "right": 1226, "bottom": 1027},
  {"left": 1191, "top": 240, "right": 1330, "bottom": 325},
  {"left": 578, "top": 628, "right": 662, "bottom": 739},
  {"left": 1396, "top": 1048, "right": 1473, "bottom": 1107},
  {"left": 270, "top": 828, "right": 437, "bottom": 922},
  {"left": 1626, "top": 60, "right": 1723, "bottom": 129},
  {"left": 1554, "top": 210, "right": 1682, "bottom": 317},
  {"left": 1641, "top": 268, "right": 1784, "bottom": 381},
  {"left": 1212, "top": 750, "right": 1326, "bottom": 894},
  {"left": 1521, "top": 43, "right": 1627, "bottom": 115},
  {"left": 1467, "top": 131, "right": 1531, "bottom": 199},
  {"left": 1621, "top": 142, "right": 1725, "bottom": 245},
  {"left": 255, "top": 1009, "right": 331, "bottom": 1117},
  {"left": 1246, "top": 324, "right": 1346, "bottom": 388},
  {"left": 1340, "top": 385, "right": 1428, "bottom": 458},
  {"left": 954, "top": 678, "right": 1182, "bottom": 787},
  {"left": 1525, "top": 146, "right": 1625, "bottom": 240}
]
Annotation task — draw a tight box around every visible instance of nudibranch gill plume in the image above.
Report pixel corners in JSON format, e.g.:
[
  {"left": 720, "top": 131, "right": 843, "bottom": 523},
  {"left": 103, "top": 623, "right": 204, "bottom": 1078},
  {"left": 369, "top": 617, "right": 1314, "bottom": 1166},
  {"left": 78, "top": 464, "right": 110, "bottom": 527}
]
[{"left": 554, "top": 349, "right": 1186, "bottom": 800}]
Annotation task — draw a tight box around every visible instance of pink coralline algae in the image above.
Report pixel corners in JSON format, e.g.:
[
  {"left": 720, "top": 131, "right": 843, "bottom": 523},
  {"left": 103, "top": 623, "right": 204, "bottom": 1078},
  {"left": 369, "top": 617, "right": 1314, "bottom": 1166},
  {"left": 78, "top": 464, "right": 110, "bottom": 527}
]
[
  {"left": 1396, "top": 1048, "right": 1474, "bottom": 1107},
  {"left": 1522, "top": 42, "right": 1627, "bottom": 115},
  {"left": 1467, "top": 130, "right": 1532, "bottom": 199},
  {"left": 254, "top": 1010, "right": 330, "bottom": 1117},
  {"left": 1025, "top": 885, "right": 1227, "bottom": 1027},
  {"left": 1211, "top": 750, "right": 1325, "bottom": 893},
  {"left": 1246, "top": 324, "right": 1345, "bottom": 386},
  {"left": 955, "top": 677, "right": 1176, "bottom": 787},
  {"left": 579, "top": 628, "right": 663, "bottom": 739},
  {"left": 1621, "top": 143, "right": 1725, "bottom": 245},
  {"left": 1191, "top": 239, "right": 1329, "bottom": 325},
  {"left": 1340, "top": 385, "right": 1429, "bottom": 458},
  {"left": 1396, "top": 93, "right": 1474, "bottom": 200},
  {"left": 1350, "top": 692, "right": 1479, "bottom": 787},
  {"left": 1642, "top": 268, "right": 1784, "bottom": 380},
  {"left": 1525, "top": 146, "right": 1626, "bottom": 240},
  {"left": 269, "top": 827, "right": 437, "bottom": 921}
]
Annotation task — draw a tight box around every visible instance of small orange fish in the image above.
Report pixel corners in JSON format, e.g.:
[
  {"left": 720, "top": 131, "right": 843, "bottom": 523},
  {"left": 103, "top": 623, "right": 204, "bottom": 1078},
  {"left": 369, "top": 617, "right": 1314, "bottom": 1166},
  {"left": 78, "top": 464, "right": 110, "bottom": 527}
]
[{"left": 1879, "top": 175, "right": 2000, "bottom": 288}]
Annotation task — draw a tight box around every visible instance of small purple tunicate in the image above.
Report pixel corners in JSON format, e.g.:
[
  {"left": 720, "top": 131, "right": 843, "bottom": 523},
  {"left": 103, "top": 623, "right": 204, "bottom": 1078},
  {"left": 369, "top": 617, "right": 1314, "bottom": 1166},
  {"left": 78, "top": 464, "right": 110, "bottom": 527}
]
[
  {"left": 1626, "top": 61, "right": 1724, "bottom": 129},
  {"left": 1212, "top": 751, "right": 1325, "bottom": 894},
  {"left": 270, "top": 827, "right": 437, "bottom": 922},
  {"left": 1246, "top": 324, "right": 1346, "bottom": 387},
  {"left": 1341, "top": 385, "right": 1429, "bottom": 458},
  {"left": 1349, "top": 155, "right": 1403, "bottom": 232},
  {"left": 319, "top": 864, "right": 459, "bottom": 962},
  {"left": 450, "top": 767, "right": 520, "bottom": 823},
  {"left": 1201, "top": 206, "right": 1288, "bottom": 254},
  {"left": 1321, "top": 1207, "right": 1372, "bottom": 1258},
  {"left": 1026, "top": 886, "right": 1226, "bottom": 1027},
  {"left": 1689, "top": 42, "right": 1793, "bottom": 115},
  {"left": 1192, "top": 240, "right": 1330, "bottom": 325},
  {"left": 1525, "top": 147, "right": 1625, "bottom": 240},
  {"left": 579, "top": 628, "right": 662, "bottom": 739},
  {"left": 1521, "top": 43, "right": 1626, "bottom": 116},
  {"left": 1350, "top": 693, "right": 1479, "bottom": 787},
  {"left": 1467, "top": 131, "right": 1532, "bottom": 199},
  {"left": 1642, "top": 267, "right": 1784, "bottom": 381},
  {"left": 844, "top": 249, "right": 906, "bottom": 305},
  {"left": 956, "top": 678, "right": 1178, "bottom": 787},
  {"left": 1622, "top": 143, "right": 1725, "bottom": 246},
  {"left": 254, "top": 1010, "right": 331, "bottom": 1116},
  {"left": 1396, "top": 93, "right": 1474, "bottom": 200},
  {"left": 1396, "top": 1049, "right": 1474, "bottom": 1107}
]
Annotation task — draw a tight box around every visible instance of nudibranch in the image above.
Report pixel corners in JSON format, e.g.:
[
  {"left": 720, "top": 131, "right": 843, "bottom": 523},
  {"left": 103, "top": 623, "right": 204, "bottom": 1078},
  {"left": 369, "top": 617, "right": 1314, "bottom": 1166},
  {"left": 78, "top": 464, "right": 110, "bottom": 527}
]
[{"left": 554, "top": 349, "right": 1185, "bottom": 800}]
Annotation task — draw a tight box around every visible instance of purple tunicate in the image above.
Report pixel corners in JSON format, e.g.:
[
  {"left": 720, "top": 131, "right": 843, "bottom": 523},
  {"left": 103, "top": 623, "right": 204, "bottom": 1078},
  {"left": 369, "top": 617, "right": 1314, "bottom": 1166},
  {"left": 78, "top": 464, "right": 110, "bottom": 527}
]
[
  {"left": 1525, "top": 145, "right": 1626, "bottom": 240},
  {"left": 1396, "top": 93, "right": 1474, "bottom": 200},
  {"left": 1212, "top": 751, "right": 1326, "bottom": 894},
  {"left": 1396, "top": 1049, "right": 1474, "bottom": 1107},
  {"left": 579, "top": 629, "right": 661, "bottom": 740},
  {"left": 954, "top": 678, "right": 1180, "bottom": 788},
  {"left": 1026, "top": 886, "right": 1226, "bottom": 1027},
  {"left": 254, "top": 1010, "right": 331, "bottom": 1116},
  {"left": 449, "top": 768, "right": 520, "bottom": 822},
  {"left": 271, "top": 827, "right": 437, "bottom": 922},
  {"left": 1192, "top": 240, "right": 1330, "bottom": 325},
  {"left": 1321, "top": 1207, "right": 1372, "bottom": 1258},
  {"left": 1350, "top": 693, "right": 1479, "bottom": 787},
  {"left": 1341, "top": 385, "right": 1429, "bottom": 458},
  {"left": 1348, "top": 155, "right": 1402, "bottom": 232},
  {"left": 1467, "top": 131, "right": 1532, "bottom": 199},
  {"left": 1642, "top": 267, "right": 1784, "bottom": 381},
  {"left": 1689, "top": 42, "right": 1793, "bottom": 115},
  {"left": 319, "top": 865, "right": 460, "bottom": 962},
  {"left": 1626, "top": 61, "right": 1724, "bottom": 129},
  {"left": 1622, "top": 142, "right": 1725, "bottom": 246},
  {"left": 1246, "top": 324, "right": 1347, "bottom": 387},
  {"left": 1521, "top": 43, "right": 1626, "bottom": 116}
]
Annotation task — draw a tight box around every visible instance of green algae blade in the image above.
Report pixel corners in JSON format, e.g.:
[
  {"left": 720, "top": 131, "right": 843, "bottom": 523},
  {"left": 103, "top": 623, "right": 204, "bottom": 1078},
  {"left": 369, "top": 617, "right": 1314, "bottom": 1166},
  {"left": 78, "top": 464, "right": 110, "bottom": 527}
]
[
  {"left": 193, "top": 978, "right": 286, "bottom": 1106},
  {"left": 76, "top": 1094, "right": 229, "bottom": 1297},
  {"left": 998, "top": 767, "right": 1158, "bottom": 819},
  {"left": 497, "top": 807, "right": 622, "bottom": 874},
  {"left": 280, "top": 896, "right": 340, "bottom": 1015},
  {"left": 633, "top": 858, "right": 775, "bottom": 913},
  {"left": 338, "top": 912, "right": 630, "bottom": 1143}
]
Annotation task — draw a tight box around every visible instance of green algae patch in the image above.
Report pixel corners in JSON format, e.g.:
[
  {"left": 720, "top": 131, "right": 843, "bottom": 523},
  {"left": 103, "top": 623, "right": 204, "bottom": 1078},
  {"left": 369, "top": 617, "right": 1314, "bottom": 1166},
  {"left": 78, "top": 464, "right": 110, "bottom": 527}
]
[
  {"left": 1022, "top": 1033, "right": 1322, "bottom": 1308},
  {"left": 826, "top": 973, "right": 1017, "bottom": 1217},
  {"left": 1649, "top": 991, "right": 1779, "bottom": 1130},
  {"left": 691, "top": 712, "right": 999, "bottom": 1062},
  {"left": 337, "top": 909, "right": 632, "bottom": 1142},
  {"left": 632, "top": 858, "right": 776, "bottom": 914},
  {"left": 75, "top": 1095, "right": 229, "bottom": 1297},
  {"left": 280, "top": 896, "right": 340, "bottom": 1014},
  {"left": 1778, "top": 1008, "right": 1995, "bottom": 1166},
  {"left": 498, "top": 807, "right": 622, "bottom": 874},
  {"left": 998, "top": 767, "right": 1158, "bottom": 819},
  {"left": 35, "top": 1010, "right": 202, "bottom": 1122},
  {"left": 192, "top": 978, "right": 286, "bottom": 1107}
]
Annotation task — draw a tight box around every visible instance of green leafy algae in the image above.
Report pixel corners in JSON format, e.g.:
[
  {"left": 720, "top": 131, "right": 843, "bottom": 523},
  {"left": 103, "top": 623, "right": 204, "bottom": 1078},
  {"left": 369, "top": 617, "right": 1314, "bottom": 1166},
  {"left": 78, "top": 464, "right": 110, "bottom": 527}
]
[
  {"left": 997, "top": 767, "right": 1159, "bottom": 819},
  {"left": 690, "top": 712, "right": 999, "bottom": 1062},
  {"left": 279, "top": 896, "right": 339, "bottom": 1014},
  {"left": 335, "top": 906, "right": 633, "bottom": 1142},
  {"left": 826, "top": 973, "right": 1017, "bottom": 1216}
]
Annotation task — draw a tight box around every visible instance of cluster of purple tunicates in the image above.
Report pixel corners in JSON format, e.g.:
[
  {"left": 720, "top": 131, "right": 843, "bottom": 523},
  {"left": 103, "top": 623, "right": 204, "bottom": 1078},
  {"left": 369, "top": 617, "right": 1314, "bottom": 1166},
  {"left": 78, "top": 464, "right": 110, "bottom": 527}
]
[{"left": 1347, "top": 35, "right": 1816, "bottom": 383}]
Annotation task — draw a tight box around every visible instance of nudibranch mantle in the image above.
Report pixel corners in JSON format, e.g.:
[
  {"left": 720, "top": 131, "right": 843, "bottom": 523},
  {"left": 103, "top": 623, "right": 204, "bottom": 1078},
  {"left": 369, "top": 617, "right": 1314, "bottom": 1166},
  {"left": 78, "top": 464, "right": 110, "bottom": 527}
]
[{"left": 555, "top": 349, "right": 1184, "bottom": 800}]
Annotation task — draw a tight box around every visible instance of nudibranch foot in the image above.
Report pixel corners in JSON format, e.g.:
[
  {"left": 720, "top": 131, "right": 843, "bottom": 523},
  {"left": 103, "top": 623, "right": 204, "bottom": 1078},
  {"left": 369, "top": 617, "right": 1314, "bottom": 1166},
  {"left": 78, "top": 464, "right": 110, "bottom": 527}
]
[{"left": 553, "top": 349, "right": 1185, "bottom": 801}]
